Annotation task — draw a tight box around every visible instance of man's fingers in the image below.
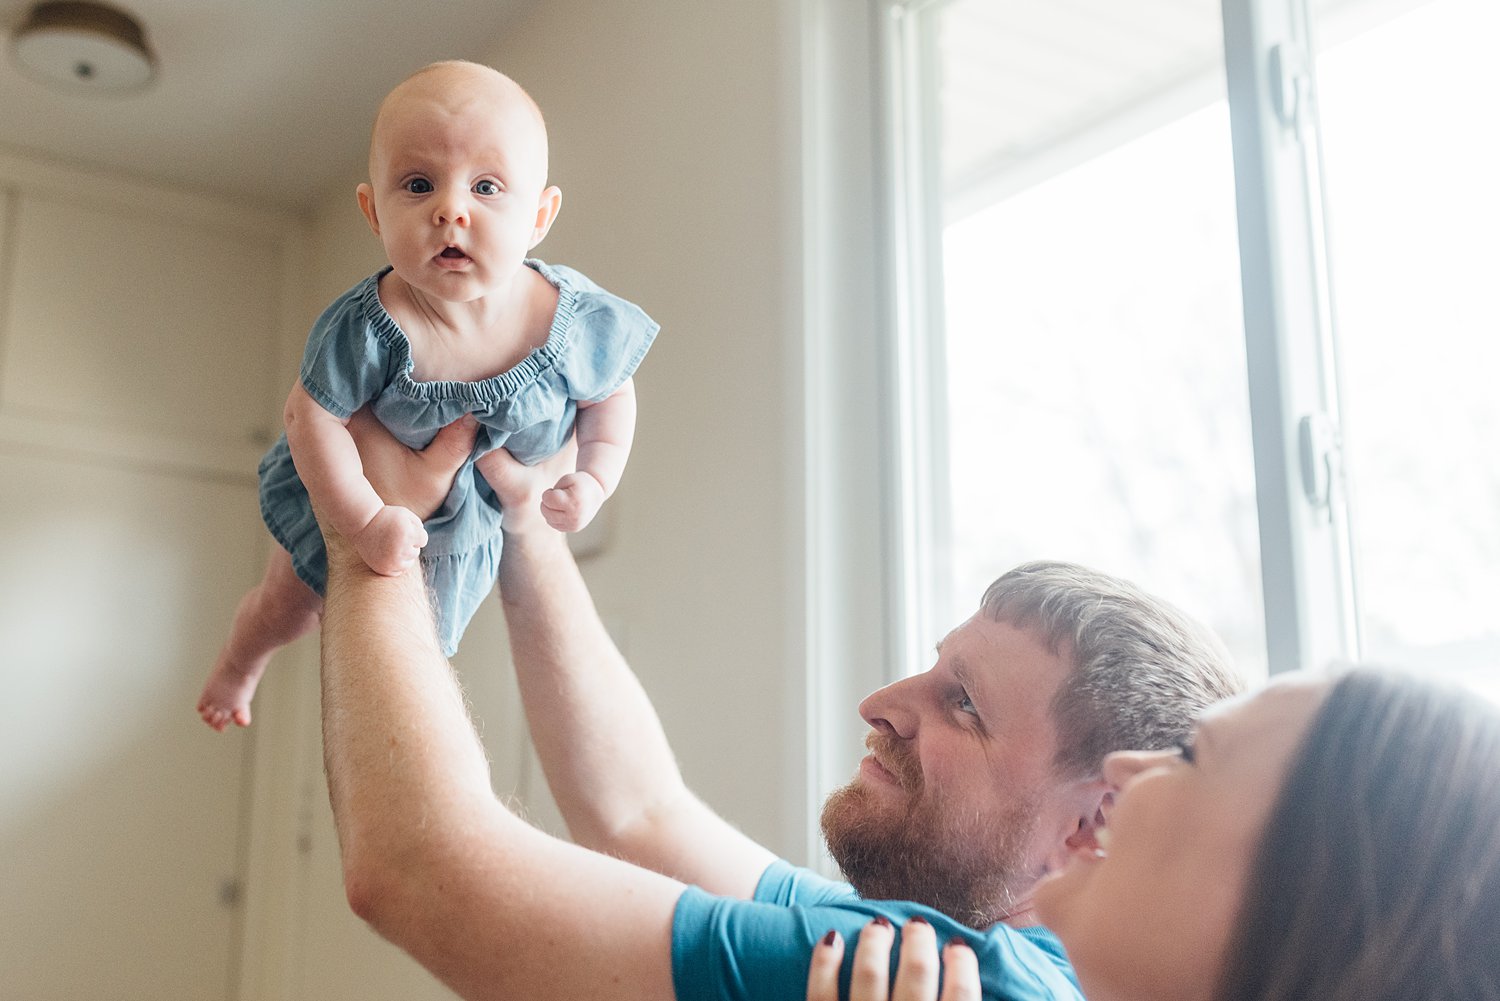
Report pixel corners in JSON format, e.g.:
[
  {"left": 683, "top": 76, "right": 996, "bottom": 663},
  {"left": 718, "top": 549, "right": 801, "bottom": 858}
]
[
  {"left": 806, "top": 930, "right": 844, "bottom": 1001},
  {"left": 473, "top": 444, "right": 520, "bottom": 494},
  {"left": 346, "top": 406, "right": 380, "bottom": 441},
  {"left": 428, "top": 414, "right": 480, "bottom": 469}
]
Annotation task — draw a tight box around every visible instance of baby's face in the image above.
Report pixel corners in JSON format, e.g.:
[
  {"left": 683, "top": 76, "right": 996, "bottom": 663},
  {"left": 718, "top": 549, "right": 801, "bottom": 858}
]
[{"left": 359, "top": 65, "right": 556, "bottom": 305}]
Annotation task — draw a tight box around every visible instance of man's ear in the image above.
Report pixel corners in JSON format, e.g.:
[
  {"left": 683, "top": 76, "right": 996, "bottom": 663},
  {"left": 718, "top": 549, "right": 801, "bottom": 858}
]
[
  {"left": 356, "top": 183, "right": 381, "bottom": 236},
  {"left": 529, "top": 185, "right": 562, "bottom": 249},
  {"left": 1064, "top": 787, "right": 1114, "bottom": 853}
]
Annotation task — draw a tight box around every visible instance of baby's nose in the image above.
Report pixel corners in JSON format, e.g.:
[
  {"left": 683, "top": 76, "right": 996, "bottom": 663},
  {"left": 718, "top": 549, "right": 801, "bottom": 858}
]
[{"left": 434, "top": 196, "right": 471, "bottom": 226}]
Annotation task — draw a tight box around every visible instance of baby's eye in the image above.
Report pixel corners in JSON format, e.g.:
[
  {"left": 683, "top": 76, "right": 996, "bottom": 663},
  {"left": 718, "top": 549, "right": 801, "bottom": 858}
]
[
  {"left": 1175, "top": 739, "right": 1197, "bottom": 764},
  {"left": 474, "top": 179, "right": 501, "bottom": 196},
  {"left": 404, "top": 178, "right": 434, "bottom": 194}
]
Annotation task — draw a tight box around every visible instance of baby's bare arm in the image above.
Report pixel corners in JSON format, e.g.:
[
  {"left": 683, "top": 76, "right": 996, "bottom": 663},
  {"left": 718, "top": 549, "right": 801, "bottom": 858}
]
[
  {"left": 538, "top": 380, "right": 637, "bottom": 533},
  {"left": 573, "top": 378, "right": 637, "bottom": 497},
  {"left": 285, "top": 384, "right": 425, "bottom": 575},
  {"left": 285, "top": 384, "right": 386, "bottom": 535}
]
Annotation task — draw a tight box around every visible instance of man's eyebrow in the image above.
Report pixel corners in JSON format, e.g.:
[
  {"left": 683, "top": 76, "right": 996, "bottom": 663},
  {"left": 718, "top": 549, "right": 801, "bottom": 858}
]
[{"left": 950, "top": 656, "right": 974, "bottom": 690}]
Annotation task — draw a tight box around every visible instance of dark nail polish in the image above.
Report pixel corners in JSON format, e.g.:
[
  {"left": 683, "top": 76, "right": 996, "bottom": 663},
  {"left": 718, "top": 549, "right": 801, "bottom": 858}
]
[
  {"left": 947, "top": 936, "right": 966, "bottom": 947},
  {"left": 908, "top": 916, "right": 929, "bottom": 926},
  {"left": 872, "top": 915, "right": 892, "bottom": 928},
  {"left": 822, "top": 930, "right": 838, "bottom": 947}
]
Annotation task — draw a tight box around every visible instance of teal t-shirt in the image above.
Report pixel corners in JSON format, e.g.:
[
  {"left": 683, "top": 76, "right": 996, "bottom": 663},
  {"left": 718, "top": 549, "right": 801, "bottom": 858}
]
[{"left": 671, "top": 860, "right": 1083, "bottom": 1001}]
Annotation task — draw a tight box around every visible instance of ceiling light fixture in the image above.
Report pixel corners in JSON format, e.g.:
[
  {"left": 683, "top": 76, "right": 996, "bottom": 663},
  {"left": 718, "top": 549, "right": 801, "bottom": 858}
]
[{"left": 10, "top": 1, "right": 156, "bottom": 94}]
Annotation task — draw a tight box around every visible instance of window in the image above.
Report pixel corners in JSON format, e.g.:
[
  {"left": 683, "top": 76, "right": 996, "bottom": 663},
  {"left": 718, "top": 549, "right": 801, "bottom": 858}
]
[
  {"left": 1314, "top": 0, "right": 1500, "bottom": 698},
  {"left": 887, "top": 0, "right": 1499, "bottom": 696}
]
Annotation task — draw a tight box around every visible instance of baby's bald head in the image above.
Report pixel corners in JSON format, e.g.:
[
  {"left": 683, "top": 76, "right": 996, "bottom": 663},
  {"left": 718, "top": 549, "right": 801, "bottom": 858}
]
[{"left": 367, "top": 61, "right": 549, "bottom": 184}]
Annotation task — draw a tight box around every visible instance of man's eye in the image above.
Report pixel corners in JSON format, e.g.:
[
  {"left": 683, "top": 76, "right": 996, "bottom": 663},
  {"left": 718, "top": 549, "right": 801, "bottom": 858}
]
[
  {"left": 958, "top": 692, "right": 978, "bottom": 715},
  {"left": 404, "top": 178, "right": 434, "bottom": 194},
  {"left": 474, "top": 179, "right": 501, "bottom": 195}
]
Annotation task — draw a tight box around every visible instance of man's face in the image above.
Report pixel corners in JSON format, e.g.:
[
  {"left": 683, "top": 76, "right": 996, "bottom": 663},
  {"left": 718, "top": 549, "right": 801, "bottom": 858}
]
[{"left": 821, "top": 615, "right": 1094, "bottom": 926}]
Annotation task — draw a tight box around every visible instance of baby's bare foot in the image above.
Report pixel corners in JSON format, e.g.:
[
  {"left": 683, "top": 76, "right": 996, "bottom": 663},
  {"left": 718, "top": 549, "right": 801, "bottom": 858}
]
[
  {"left": 352, "top": 504, "right": 427, "bottom": 575},
  {"left": 540, "top": 472, "right": 606, "bottom": 533},
  {"left": 197, "top": 651, "right": 266, "bottom": 732}
]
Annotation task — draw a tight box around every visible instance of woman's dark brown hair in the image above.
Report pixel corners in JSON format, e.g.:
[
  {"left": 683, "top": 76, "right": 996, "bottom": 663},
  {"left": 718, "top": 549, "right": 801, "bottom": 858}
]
[{"left": 1215, "top": 669, "right": 1500, "bottom": 1001}]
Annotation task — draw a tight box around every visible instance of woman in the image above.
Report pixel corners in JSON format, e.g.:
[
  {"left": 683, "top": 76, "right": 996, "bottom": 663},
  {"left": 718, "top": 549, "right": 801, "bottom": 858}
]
[{"left": 812, "top": 669, "right": 1500, "bottom": 1001}]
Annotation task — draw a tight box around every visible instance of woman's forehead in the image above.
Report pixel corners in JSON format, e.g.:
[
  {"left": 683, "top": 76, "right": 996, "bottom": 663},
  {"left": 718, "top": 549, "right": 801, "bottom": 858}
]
[{"left": 1196, "top": 674, "right": 1331, "bottom": 754}]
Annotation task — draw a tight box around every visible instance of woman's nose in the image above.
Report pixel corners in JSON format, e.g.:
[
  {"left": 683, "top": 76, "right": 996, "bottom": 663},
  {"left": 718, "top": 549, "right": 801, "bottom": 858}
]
[{"left": 1101, "top": 748, "right": 1175, "bottom": 789}]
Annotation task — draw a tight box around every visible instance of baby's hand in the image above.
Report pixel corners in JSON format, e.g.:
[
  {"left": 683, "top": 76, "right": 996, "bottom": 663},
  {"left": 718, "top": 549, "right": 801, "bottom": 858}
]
[
  {"left": 351, "top": 504, "right": 428, "bottom": 575},
  {"left": 541, "top": 472, "right": 605, "bottom": 533}
]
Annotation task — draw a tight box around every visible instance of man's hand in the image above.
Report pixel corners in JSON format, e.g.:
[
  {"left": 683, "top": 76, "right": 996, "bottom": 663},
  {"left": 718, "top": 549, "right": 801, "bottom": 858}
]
[
  {"left": 476, "top": 436, "right": 579, "bottom": 537},
  {"left": 347, "top": 407, "right": 478, "bottom": 520}
]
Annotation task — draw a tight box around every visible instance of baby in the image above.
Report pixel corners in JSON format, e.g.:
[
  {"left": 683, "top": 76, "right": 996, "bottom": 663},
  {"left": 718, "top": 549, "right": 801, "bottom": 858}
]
[{"left": 198, "top": 61, "right": 657, "bottom": 730}]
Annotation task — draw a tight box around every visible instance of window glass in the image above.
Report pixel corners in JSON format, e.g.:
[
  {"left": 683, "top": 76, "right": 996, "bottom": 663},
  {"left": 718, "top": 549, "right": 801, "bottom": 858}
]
[
  {"left": 918, "top": 0, "right": 1268, "bottom": 679},
  {"left": 1314, "top": 0, "right": 1500, "bottom": 700}
]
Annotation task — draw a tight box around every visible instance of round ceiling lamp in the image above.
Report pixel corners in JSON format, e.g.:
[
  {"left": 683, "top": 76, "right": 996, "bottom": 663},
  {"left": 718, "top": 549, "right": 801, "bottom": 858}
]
[{"left": 9, "top": 1, "right": 156, "bottom": 94}]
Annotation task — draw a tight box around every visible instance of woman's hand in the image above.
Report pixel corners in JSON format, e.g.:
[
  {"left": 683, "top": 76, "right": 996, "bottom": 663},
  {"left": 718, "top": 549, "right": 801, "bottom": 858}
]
[
  {"left": 346, "top": 407, "right": 477, "bottom": 521},
  {"left": 807, "top": 918, "right": 980, "bottom": 1001}
]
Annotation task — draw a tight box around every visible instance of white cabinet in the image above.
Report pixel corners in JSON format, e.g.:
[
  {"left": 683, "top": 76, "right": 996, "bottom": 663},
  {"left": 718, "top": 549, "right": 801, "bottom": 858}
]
[{"left": 2, "top": 195, "right": 282, "bottom": 445}]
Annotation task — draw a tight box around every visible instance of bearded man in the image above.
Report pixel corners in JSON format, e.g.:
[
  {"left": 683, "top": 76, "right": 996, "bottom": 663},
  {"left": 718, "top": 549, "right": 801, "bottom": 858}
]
[{"left": 321, "top": 420, "right": 1242, "bottom": 1001}]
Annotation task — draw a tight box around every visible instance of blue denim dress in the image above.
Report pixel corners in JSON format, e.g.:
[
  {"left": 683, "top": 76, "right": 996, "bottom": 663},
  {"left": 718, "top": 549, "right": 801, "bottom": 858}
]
[{"left": 259, "top": 259, "right": 658, "bottom": 654}]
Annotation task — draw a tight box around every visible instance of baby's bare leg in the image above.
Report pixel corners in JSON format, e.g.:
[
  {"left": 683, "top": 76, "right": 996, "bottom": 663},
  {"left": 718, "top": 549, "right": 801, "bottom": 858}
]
[{"left": 198, "top": 546, "right": 322, "bottom": 731}]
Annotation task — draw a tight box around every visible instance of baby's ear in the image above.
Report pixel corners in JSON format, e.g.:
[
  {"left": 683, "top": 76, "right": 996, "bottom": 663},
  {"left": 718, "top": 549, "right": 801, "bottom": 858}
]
[
  {"left": 356, "top": 183, "right": 381, "bottom": 236},
  {"left": 530, "top": 185, "right": 562, "bottom": 249}
]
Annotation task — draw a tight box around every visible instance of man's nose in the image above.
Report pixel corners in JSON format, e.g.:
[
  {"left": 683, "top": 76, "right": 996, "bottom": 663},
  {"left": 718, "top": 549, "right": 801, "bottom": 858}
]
[{"left": 858, "top": 675, "right": 921, "bottom": 740}]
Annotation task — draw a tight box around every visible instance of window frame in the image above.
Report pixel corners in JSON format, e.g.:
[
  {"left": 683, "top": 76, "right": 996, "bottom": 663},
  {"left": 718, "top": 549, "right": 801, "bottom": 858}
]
[{"left": 877, "top": 0, "right": 1361, "bottom": 675}]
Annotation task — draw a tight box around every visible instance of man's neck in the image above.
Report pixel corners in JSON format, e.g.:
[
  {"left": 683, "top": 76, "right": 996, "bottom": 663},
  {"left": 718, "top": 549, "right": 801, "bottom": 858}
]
[
  {"left": 995, "top": 894, "right": 1041, "bottom": 929},
  {"left": 999, "top": 909, "right": 1041, "bottom": 928}
]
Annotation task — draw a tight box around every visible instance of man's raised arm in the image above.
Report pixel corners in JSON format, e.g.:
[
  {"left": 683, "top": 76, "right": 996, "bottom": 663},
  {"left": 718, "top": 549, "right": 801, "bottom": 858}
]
[
  {"left": 318, "top": 506, "right": 686, "bottom": 1001},
  {"left": 482, "top": 445, "right": 776, "bottom": 899}
]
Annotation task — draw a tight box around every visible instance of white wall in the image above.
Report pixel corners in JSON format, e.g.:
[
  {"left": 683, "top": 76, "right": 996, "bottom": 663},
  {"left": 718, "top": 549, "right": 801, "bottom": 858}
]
[
  {"left": 473, "top": 0, "right": 811, "bottom": 858},
  {"left": 236, "top": 4, "right": 816, "bottom": 996},
  {"left": 1, "top": 1, "right": 829, "bottom": 996}
]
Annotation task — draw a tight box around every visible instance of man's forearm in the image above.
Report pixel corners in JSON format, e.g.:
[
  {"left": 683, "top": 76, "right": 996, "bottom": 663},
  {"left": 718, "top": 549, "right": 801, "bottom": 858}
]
[
  {"left": 319, "top": 531, "right": 682, "bottom": 1001},
  {"left": 498, "top": 527, "right": 773, "bottom": 897},
  {"left": 320, "top": 539, "right": 500, "bottom": 945},
  {"left": 497, "top": 528, "right": 692, "bottom": 841}
]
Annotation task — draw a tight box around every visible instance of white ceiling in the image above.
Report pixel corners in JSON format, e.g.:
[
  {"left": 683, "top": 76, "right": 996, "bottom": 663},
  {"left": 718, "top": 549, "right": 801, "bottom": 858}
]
[
  {"left": 939, "top": 0, "right": 1225, "bottom": 198},
  {"left": 0, "top": 0, "right": 533, "bottom": 214},
  {"left": 933, "top": 0, "right": 1400, "bottom": 218}
]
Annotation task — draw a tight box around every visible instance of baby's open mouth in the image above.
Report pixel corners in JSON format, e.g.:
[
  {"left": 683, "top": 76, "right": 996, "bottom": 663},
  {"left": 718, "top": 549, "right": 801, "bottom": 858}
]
[{"left": 440, "top": 247, "right": 466, "bottom": 259}]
